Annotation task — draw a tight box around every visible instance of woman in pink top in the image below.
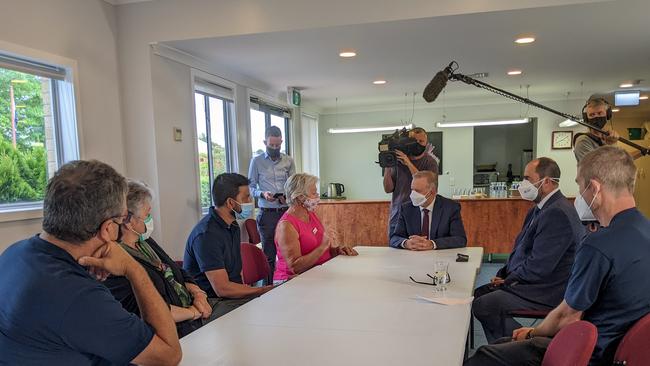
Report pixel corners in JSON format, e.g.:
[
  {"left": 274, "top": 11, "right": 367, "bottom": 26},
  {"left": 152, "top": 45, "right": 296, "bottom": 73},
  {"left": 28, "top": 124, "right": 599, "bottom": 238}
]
[{"left": 274, "top": 173, "right": 357, "bottom": 282}]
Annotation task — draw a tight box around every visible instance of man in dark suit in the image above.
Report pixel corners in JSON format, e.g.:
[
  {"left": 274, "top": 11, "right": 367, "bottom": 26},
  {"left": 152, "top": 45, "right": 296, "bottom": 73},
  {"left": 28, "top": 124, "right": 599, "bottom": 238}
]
[
  {"left": 389, "top": 170, "right": 467, "bottom": 250},
  {"left": 472, "top": 157, "right": 584, "bottom": 343}
]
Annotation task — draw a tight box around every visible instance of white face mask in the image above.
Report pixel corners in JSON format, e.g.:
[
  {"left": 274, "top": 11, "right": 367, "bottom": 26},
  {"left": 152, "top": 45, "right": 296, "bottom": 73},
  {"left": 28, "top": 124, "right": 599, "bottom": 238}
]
[
  {"left": 518, "top": 178, "right": 559, "bottom": 201},
  {"left": 518, "top": 179, "right": 543, "bottom": 201},
  {"left": 574, "top": 183, "right": 598, "bottom": 221},
  {"left": 410, "top": 190, "right": 430, "bottom": 207}
]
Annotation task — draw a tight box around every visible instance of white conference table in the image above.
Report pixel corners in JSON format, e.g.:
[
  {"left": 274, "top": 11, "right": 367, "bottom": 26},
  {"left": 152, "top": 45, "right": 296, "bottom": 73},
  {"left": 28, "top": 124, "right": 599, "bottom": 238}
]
[{"left": 180, "top": 246, "right": 483, "bottom": 366}]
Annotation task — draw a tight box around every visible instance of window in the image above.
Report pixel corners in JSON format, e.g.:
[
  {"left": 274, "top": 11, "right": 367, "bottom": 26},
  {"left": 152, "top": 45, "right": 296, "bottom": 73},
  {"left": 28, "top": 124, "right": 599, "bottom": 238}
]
[
  {"left": 0, "top": 52, "right": 78, "bottom": 212},
  {"left": 194, "top": 85, "right": 234, "bottom": 210},
  {"left": 250, "top": 99, "right": 291, "bottom": 156}
]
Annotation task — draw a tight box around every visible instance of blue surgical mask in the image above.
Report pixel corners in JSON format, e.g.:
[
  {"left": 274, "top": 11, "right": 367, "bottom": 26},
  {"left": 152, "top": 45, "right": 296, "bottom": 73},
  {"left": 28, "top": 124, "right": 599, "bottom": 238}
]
[
  {"left": 141, "top": 214, "right": 154, "bottom": 240},
  {"left": 232, "top": 200, "right": 254, "bottom": 220}
]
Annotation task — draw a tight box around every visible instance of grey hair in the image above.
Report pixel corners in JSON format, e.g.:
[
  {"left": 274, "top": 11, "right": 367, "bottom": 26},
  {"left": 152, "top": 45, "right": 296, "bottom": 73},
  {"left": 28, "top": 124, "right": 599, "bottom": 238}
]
[
  {"left": 413, "top": 170, "right": 438, "bottom": 189},
  {"left": 126, "top": 179, "right": 154, "bottom": 215},
  {"left": 578, "top": 146, "right": 637, "bottom": 194},
  {"left": 42, "top": 160, "right": 127, "bottom": 244},
  {"left": 284, "top": 173, "right": 319, "bottom": 205}
]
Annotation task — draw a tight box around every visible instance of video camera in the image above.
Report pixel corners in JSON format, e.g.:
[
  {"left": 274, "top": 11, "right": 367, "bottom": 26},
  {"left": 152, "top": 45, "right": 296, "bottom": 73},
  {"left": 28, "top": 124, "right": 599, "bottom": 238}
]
[{"left": 377, "top": 128, "right": 425, "bottom": 168}]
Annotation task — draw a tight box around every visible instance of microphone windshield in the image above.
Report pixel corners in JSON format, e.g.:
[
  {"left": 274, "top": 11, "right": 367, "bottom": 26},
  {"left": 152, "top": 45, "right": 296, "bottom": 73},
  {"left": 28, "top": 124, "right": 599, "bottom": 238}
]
[{"left": 423, "top": 71, "right": 449, "bottom": 103}]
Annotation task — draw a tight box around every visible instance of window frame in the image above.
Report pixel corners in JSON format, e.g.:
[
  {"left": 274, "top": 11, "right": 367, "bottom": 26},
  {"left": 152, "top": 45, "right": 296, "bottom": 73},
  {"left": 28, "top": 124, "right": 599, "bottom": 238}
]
[
  {"left": 194, "top": 91, "right": 234, "bottom": 213},
  {"left": 0, "top": 43, "right": 80, "bottom": 222},
  {"left": 249, "top": 99, "right": 292, "bottom": 155}
]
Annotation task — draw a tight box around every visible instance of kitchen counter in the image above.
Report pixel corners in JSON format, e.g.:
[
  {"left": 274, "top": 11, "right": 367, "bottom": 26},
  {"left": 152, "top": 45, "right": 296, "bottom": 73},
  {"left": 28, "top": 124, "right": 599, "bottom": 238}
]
[{"left": 315, "top": 196, "right": 569, "bottom": 254}]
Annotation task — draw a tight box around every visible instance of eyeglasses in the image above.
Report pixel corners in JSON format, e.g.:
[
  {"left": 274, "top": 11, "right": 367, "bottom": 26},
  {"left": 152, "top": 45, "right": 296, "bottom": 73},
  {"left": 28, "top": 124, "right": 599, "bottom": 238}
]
[
  {"left": 110, "top": 211, "right": 132, "bottom": 226},
  {"left": 409, "top": 273, "right": 452, "bottom": 286}
]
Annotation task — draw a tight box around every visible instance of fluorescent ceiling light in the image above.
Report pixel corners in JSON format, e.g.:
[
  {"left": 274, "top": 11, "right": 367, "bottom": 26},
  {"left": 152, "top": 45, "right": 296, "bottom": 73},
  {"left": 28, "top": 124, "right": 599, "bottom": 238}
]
[
  {"left": 559, "top": 119, "right": 579, "bottom": 127},
  {"left": 507, "top": 70, "right": 522, "bottom": 76},
  {"left": 436, "top": 118, "right": 530, "bottom": 128},
  {"left": 515, "top": 37, "right": 535, "bottom": 44},
  {"left": 328, "top": 124, "right": 413, "bottom": 134},
  {"left": 615, "top": 91, "right": 640, "bottom": 106},
  {"left": 619, "top": 83, "right": 634, "bottom": 88},
  {"left": 339, "top": 50, "right": 357, "bottom": 58},
  {"left": 639, "top": 95, "right": 648, "bottom": 100},
  {"left": 373, "top": 80, "right": 387, "bottom": 85}
]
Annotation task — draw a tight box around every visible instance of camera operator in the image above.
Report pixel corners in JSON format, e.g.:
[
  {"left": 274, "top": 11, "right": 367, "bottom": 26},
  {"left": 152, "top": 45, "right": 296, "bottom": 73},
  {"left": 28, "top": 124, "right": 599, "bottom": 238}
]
[
  {"left": 383, "top": 127, "right": 439, "bottom": 236},
  {"left": 574, "top": 97, "right": 647, "bottom": 162}
]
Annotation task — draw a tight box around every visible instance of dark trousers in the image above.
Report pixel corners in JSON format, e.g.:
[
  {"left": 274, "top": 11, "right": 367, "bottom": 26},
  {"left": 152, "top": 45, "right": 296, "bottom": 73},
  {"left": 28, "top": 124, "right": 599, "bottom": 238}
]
[
  {"left": 473, "top": 284, "right": 553, "bottom": 343},
  {"left": 257, "top": 210, "right": 284, "bottom": 283},
  {"left": 464, "top": 336, "right": 551, "bottom": 366}
]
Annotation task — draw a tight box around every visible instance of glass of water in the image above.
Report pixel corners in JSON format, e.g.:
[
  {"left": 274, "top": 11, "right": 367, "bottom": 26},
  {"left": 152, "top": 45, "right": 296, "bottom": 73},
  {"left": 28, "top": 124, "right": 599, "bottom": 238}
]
[{"left": 434, "top": 261, "right": 450, "bottom": 292}]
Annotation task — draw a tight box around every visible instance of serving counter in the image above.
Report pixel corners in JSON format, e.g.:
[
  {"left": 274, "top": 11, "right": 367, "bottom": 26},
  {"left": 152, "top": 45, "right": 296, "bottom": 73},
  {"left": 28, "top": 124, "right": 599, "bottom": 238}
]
[{"left": 316, "top": 197, "right": 547, "bottom": 254}]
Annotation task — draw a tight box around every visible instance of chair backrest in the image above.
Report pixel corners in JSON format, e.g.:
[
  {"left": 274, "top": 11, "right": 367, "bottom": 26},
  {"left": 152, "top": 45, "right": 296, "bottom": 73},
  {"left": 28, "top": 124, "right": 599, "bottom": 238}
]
[
  {"left": 613, "top": 313, "right": 650, "bottom": 366},
  {"left": 245, "top": 218, "right": 261, "bottom": 245},
  {"left": 542, "top": 321, "right": 598, "bottom": 366},
  {"left": 240, "top": 242, "right": 271, "bottom": 285}
]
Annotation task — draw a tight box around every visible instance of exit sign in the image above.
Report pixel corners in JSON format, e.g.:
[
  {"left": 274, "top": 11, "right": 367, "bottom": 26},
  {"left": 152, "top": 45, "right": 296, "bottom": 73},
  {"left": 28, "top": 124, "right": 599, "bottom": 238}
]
[{"left": 287, "top": 87, "right": 301, "bottom": 107}]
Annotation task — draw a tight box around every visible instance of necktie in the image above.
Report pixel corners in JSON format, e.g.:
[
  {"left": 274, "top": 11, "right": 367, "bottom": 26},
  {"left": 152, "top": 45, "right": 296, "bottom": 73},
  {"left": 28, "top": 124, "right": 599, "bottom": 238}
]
[{"left": 421, "top": 208, "right": 430, "bottom": 239}]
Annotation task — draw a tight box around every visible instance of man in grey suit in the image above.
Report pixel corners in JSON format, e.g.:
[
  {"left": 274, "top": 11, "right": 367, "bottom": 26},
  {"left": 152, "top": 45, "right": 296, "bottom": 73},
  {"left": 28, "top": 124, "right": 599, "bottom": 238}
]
[
  {"left": 389, "top": 171, "right": 466, "bottom": 250},
  {"left": 472, "top": 157, "right": 584, "bottom": 343}
]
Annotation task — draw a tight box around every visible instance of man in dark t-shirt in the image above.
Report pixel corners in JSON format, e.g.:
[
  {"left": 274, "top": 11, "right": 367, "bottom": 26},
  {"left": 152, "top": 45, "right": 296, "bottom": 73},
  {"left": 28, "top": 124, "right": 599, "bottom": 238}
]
[
  {"left": 0, "top": 160, "right": 180, "bottom": 365},
  {"left": 383, "top": 127, "right": 439, "bottom": 237},
  {"left": 465, "top": 146, "right": 650, "bottom": 366},
  {"left": 184, "top": 173, "right": 273, "bottom": 319}
]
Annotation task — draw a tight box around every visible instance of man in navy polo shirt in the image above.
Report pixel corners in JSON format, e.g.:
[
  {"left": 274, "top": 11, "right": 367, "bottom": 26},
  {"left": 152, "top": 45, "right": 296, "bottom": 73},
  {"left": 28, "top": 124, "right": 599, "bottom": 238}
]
[
  {"left": 184, "top": 173, "right": 273, "bottom": 320},
  {"left": 0, "top": 160, "right": 181, "bottom": 365},
  {"left": 465, "top": 146, "right": 650, "bottom": 366}
]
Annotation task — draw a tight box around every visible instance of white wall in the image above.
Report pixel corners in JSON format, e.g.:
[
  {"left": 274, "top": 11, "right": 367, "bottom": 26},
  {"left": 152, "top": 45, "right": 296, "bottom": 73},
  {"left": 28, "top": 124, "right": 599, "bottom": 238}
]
[
  {"left": 113, "top": 0, "right": 594, "bottom": 256},
  {"left": 319, "top": 99, "right": 586, "bottom": 201},
  {"left": 0, "top": 0, "right": 124, "bottom": 252}
]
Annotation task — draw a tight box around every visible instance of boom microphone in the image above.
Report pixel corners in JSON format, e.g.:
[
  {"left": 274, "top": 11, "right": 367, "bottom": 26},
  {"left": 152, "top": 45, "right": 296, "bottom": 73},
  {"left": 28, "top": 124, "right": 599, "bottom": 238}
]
[{"left": 422, "top": 61, "right": 456, "bottom": 103}]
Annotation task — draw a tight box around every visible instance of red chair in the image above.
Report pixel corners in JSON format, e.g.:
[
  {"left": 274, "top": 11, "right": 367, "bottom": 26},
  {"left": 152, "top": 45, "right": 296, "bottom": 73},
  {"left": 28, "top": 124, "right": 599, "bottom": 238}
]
[
  {"left": 612, "top": 313, "right": 650, "bottom": 366},
  {"left": 245, "top": 218, "right": 261, "bottom": 245},
  {"left": 240, "top": 242, "right": 271, "bottom": 285},
  {"left": 541, "top": 321, "right": 598, "bottom": 366}
]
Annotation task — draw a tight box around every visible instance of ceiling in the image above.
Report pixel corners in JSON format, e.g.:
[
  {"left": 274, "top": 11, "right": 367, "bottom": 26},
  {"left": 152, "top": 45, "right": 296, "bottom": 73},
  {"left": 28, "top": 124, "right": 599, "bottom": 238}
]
[
  {"left": 103, "top": 0, "right": 154, "bottom": 5},
  {"left": 163, "top": 0, "right": 650, "bottom": 115}
]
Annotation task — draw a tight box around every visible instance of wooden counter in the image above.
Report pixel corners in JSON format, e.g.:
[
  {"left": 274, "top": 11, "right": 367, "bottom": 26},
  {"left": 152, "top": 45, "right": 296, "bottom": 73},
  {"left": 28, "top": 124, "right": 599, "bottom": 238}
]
[{"left": 316, "top": 197, "right": 569, "bottom": 254}]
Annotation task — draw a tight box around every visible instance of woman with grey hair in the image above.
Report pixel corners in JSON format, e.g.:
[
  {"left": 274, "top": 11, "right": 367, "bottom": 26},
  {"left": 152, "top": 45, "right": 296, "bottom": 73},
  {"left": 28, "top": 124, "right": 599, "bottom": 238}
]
[
  {"left": 273, "top": 173, "right": 357, "bottom": 283},
  {"left": 104, "top": 180, "right": 212, "bottom": 337}
]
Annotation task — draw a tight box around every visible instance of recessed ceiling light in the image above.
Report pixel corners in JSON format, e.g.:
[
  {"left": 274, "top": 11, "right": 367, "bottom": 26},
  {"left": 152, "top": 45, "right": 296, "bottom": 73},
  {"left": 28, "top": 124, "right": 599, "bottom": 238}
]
[
  {"left": 619, "top": 83, "right": 634, "bottom": 88},
  {"left": 515, "top": 37, "right": 535, "bottom": 44},
  {"left": 507, "top": 70, "right": 523, "bottom": 76},
  {"left": 640, "top": 95, "right": 648, "bottom": 100},
  {"left": 373, "top": 80, "right": 387, "bottom": 85},
  {"left": 612, "top": 108, "right": 620, "bottom": 112},
  {"left": 339, "top": 50, "right": 357, "bottom": 58}
]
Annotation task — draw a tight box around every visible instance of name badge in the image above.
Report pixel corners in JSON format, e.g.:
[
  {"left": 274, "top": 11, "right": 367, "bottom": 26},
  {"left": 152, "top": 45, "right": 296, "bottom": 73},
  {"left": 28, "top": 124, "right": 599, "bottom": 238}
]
[{"left": 312, "top": 227, "right": 318, "bottom": 235}]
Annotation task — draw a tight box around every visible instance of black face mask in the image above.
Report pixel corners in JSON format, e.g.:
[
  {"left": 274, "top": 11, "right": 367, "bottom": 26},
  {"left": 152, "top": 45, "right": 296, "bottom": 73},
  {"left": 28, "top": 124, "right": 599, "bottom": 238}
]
[
  {"left": 588, "top": 116, "right": 608, "bottom": 129},
  {"left": 114, "top": 222, "right": 123, "bottom": 242},
  {"left": 266, "top": 147, "right": 281, "bottom": 158},
  {"left": 410, "top": 143, "right": 426, "bottom": 157}
]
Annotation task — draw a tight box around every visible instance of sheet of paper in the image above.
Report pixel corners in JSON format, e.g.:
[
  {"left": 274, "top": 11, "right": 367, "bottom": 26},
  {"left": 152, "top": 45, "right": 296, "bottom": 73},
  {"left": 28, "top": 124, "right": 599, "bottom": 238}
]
[{"left": 415, "top": 295, "right": 474, "bottom": 305}]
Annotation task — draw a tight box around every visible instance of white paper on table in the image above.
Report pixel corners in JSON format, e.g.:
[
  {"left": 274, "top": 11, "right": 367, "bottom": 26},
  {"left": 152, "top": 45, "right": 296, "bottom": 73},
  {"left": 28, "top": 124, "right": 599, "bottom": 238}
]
[{"left": 415, "top": 295, "right": 474, "bottom": 305}]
